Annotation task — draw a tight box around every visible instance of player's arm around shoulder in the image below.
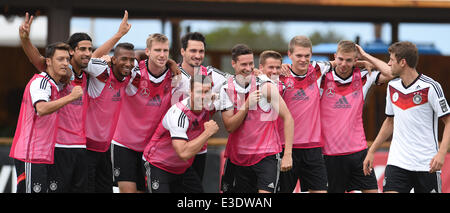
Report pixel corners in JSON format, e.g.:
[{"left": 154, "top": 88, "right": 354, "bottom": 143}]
[{"left": 356, "top": 44, "right": 394, "bottom": 84}]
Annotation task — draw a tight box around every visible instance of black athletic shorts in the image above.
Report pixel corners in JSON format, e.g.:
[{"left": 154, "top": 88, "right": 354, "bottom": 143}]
[
  {"left": 143, "top": 160, "right": 184, "bottom": 193},
  {"left": 221, "top": 158, "right": 237, "bottom": 193},
  {"left": 383, "top": 165, "right": 442, "bottom": 193},
  {"left": 324, "top": 149, "right": 378, "bottom": 193},
  {"left": 14, "top": 159, "right": 56, "bottom": 193},
  {"left": 111, "top": 144, "right": 145, "bottom": 191},
  {"left": 51, "top": 147, "right": 88, "bottom": 192},
  {"left": 279, "top": 147, "right": 328, "bottom": 192},
  {"left": 234, "top": 154, "right": 281, "bottom": 193},
  {"left": 86, "top": 148, "right": 113, "bottom": 193},
  {"left": 182, "top": 152, "right": 206, "bottom": 193}
]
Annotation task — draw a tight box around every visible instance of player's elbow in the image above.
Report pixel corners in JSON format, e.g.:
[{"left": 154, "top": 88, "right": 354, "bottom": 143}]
[
  {"left": 281, "top": 110, "right": 294, "bottom": 126},
  {"left": 177, "top": 152, "right": 192, "bottom": 162},
  {"left": 224, "top": 125, "right": 234, "bottom": 133},
  {"left": 35, "top": 102, "right": 51, "bottom": 116},
  {"left": 224, "top": 124, "right": 237, "bottom": 133}
]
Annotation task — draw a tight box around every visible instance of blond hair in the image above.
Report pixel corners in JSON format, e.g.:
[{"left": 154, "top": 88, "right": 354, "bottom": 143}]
[
  {"left": 288, "top": 36, "right": 312, "bottom": 53},
  {"left": 336, "top": 40, "right": 357, "bottom": 54},
  {"left": 146, "top": 33, "right": 169, "bottom": 49}
]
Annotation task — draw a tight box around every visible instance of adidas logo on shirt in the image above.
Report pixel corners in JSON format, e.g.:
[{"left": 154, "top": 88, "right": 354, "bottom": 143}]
[
  {"left": 112, "top": 90, "right": 121, "bottom": 102},
  {"left": 334, "top": 96, "right": 351, "bottom": 108},
  {"left": 147, "top": 94, "right": 161, "bottom": 106},
  {"left": 292, "top": 88, "right": 309, "bottom": 101}
]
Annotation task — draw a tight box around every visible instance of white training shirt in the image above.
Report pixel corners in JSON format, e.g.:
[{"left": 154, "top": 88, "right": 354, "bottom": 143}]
[
  {"left": 162, "top": 98, "right": 192, "bottom": 141},
  {"left": 85, "top": 58, "right": 112, "bottom": 98},
  {"left": 386, "top": 74, "right": 450, "bottom": 171},
  {"left": 29, "top": 72, "right": 61, "bottom": 113}
]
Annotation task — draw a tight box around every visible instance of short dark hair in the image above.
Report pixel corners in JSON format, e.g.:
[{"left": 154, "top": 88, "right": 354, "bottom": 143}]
[
  {"left": 231, "top": 44, "right": 253, "bottom": 62},
  {"left": 114, "top": 42, "right": 135, "bottom": 56},
  {"left": 190, "top": 74, "right": 212, "bottom": 91},
  {"left": 259, "top": 50, "right": 282, "bottom": 65},
  {"left": 181, "top": 32, "right": 206, "bottom": 50},
  {"left": 388, "top": 41, "right": 419, "bottom": 68},
  {"left": 45, "top": 42, "right": 70, "bottom": 58},
  {"left": 66, "top": 33, "right": 92, "bottom": 50}
]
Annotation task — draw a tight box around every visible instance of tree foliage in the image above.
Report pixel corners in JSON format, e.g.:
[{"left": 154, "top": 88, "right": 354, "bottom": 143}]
[
  {"left": 203, "top": 22, "right": 287, "bottom": 52},
  {"left": 309, "top": 29, "right": 345, "bottom": 45}
]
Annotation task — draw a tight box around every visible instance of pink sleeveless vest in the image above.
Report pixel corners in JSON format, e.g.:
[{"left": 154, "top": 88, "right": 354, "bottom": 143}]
[
  {"left": 85, "top": 68, "right": 130, "bottom": 152},
  {"left": 225, "top": 76, "right": 282, "bottom": 166},
  {"left": 55, "top": 73, "right": 88, "bottom": 146},
  {"left": 279, "top": 64, "right": 322, "bottom": 149},
  {"left": 177, "top": 65, "right": 213, "bottom": 153},
  {"left": 143, "top": 101, "right": 210, "bottom": 174},
  {"left": 320, "top": 68, "right": 366, "bottom": 155},
  {"left": 112, "top": 60, "right": 174, "bottom": 152},
  {"left": 10, "top": 74, "right": 59, "bottom": 164}
]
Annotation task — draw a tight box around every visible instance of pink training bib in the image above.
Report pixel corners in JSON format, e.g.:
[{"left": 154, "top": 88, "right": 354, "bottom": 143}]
[
  {"left": 10, "top": 74, "right": 59, "bottom": 164},
  {"left": 224, "top": 76, "right": 282, "bottom": 166},
  {"left": 279, "top": 64, "right": 322, "bottom": 149},
  {"left": 320, "top": 68, "right": 367, "bottom": 155},
  {"left": 55, "top": 73, "right": 88, "bottom": 146},
  {"left": 112, "top": 60, "right": 174, "bottom": 152},
  {"left": 85, "top": 68, "right": 130, "bottom": 152},
  {"left": 143, "top": 101, "right": 210, "bottom": 174}
]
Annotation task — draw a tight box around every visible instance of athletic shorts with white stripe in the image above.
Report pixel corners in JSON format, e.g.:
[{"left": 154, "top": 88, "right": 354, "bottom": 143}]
[
  {"left": 383, "top": 165, "right": 442, "bottom": 193},
  {"left": 14, "top": 159, "right": 57, "bottom": 193}
]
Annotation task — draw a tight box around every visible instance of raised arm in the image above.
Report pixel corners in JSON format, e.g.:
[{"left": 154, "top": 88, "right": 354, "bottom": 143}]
[
  {"left": 92, "top": 10, "right": 132, "bottom": 58},
  {"left": 356, "top": 44, "right": 394, "bottom": 84},
  {"left": 19, "top": 12, "right": 46, "bottom": 72}
]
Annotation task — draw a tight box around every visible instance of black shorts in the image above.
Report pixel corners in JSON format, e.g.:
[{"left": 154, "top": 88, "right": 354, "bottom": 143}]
[
  {"left": 14, "top": 159, "right": 56, "bottom": 193},
  {"left": 182, "top": 153, "right": 206, "bottom": 193},
  {"left": 234, "top": 154, "right": 281, "bottom": 193},
  {"left": 383, "top": 165, "right": 442, "bottom": 193},
  {"left": 279, "top": 147, "right": 328, "bottom": 192},
  {"left": 324, "top": 149, "right": 378, "bottom": 193},
  {"left": 111, "top": 144, "right": 145, "bottom": 191},
  {"left": 52, "top": 147, "right": 88, "bottom": 192},
  {"left": 221, "top": 158, "right": 237, "bottom": 193},
  {"left": 143, "top": 160, "right": 184, "bottom": 193},
  {"left": 86, "top": 149, "right": 113, "bottom": 193}
]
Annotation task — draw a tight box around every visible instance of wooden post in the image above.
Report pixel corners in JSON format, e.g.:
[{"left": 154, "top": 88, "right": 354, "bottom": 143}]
[{"left": 46, "top": 1, "right": 72, "bottom": 45}]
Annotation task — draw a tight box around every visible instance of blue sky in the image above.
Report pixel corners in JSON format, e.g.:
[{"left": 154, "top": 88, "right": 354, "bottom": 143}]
[{"left": 70, "top": 17, "right": 450, "bottom": 55}]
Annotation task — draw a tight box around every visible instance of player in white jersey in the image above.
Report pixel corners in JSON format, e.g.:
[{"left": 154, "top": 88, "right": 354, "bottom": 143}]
[
  {"left": 363, "top": 41, "right": 450, "bottom": 193},
  {"left": 177, "top": 32, "right": 232, "bottom": 192}
]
